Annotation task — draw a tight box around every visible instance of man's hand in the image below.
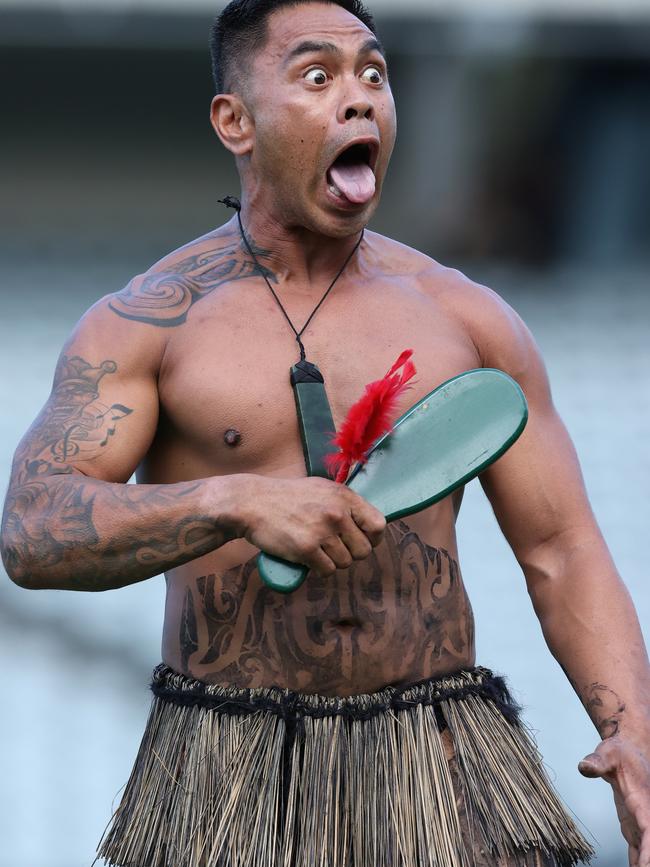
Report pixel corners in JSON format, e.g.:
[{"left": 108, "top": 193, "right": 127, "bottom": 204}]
[
  {"left": 235, "top": 475, "right": 386, "bottom": 577},
  {"left": 579, "top": 735, "right": 650, "bottom": 866}
]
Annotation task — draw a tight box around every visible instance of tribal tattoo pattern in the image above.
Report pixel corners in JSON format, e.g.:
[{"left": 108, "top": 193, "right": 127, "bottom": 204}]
[
  {"left": 1, "top": 354, "right": 224, "bottom": 590},
  {"left": 109, "top": 231, "right": 276, "bottom": 328},
  {"left": 2, "top": 354, "right": 132, "bottom": 574},
  {"left": 177, "top": 520, "right": 475, "bottom": 693},
  {"left": 584, "top": 682, "right": 626, "bottom": 738},
  {"left": 18, "top": 355, "right": 132, "bottom": 477},
  {"left": 560, "top": 663, "right": 628, "bottom": 739}
]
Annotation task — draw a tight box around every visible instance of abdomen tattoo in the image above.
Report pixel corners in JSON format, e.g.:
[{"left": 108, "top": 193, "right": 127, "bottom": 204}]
[{"left": 174, "top": 520, "right": 475, "bottom": 694}]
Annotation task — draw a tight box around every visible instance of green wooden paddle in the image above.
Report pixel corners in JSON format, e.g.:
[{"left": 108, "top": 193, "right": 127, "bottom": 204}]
[{"left": 257, "top": 368, "right": 528, "bottom": 593}]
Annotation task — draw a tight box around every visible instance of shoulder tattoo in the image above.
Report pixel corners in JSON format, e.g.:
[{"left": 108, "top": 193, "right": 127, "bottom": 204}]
[{"left": 109, "top": 233, "right": 277, "bottom": 328}]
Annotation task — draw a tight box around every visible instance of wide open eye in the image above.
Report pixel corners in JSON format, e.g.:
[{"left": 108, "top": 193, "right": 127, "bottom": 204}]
[
  {"left": 360, "top": 66, "right": 384, "bottom": 85},
  {"left": 304, "top": 67, "right": 328, "bottom": 86}
]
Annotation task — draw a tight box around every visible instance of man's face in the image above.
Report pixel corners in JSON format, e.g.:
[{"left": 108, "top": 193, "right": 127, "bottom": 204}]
[{"left": 242, "top": 2, "right": 397, "bottom": 237}]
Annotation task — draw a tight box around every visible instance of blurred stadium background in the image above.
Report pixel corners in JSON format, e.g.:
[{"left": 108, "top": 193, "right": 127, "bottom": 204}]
[{"left": 1, "top": 0, "right": 649, "bottom": 865}]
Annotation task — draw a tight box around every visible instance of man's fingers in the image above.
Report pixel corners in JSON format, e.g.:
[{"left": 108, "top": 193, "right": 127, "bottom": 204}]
[
  {"left": 578, "top": 738, "right": 650, "bottom": 864},
  {"left": 349, "top": 501, "right": 386, "bottom": 547},
  {"left": 339, "top": 520, "right": 374, "bottom": 561},
  {"left": 632, "top": 827, "right": 650, "bottom": 867},
  {"left": 639, "top": 844, "right": 649, "bottom": 867},
  {"left": 321, "top": 535, "right": 354, "bottom": 570},
  {"left": 300, "top": 545, "right": 337, "bottom": 577},
  {"left": 578, "top": 752, "right": 610, "bottom": 778}
]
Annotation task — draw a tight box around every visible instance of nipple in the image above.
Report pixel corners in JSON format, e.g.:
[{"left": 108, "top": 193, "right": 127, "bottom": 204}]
[{"left": 223, "top": 428, "right": 242, "bottom": 447}]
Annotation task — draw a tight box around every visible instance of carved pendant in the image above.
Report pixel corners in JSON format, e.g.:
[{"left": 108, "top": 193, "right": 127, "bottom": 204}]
[{"left": 290, "top": 360, "right": 337, "bottom": 479}]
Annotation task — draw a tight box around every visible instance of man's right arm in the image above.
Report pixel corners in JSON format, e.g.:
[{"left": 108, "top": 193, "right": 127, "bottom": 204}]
[
  {"left": 0, "top": 296, "right": 234, "bottom": 591},
  {"left": 1, "top": 296, "right": 385, "bottom": 591}
]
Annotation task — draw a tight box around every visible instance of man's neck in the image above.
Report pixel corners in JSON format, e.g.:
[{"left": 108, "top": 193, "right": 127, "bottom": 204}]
[{"left": 237, "top": 196, "right": 364, "bottom": 293}]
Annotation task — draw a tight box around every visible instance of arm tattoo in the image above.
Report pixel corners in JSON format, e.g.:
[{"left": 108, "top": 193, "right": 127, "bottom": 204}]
[
  {"left": 12, "top": 354, "right": 132, "bottom": 486},
  {"left": 1, "top": 354, "right": 224, "bottom": 590},
  {"left": 3, "top": 481, "right": 99, "bottom": 576},
  {"left": 3, "top": 473, "right": 220, "bottom": 590},
  {"left": 2, "top": 354, "right": 129, "bottom": 579},
  {"left": 178, "top": 520, "right": 476, "bottom": 693},
  {"left": 108, "top": 231, "right": 276, "bottom": 328},
  {"left": 584, "top": 682, "right": 626, "bottom": 738}
]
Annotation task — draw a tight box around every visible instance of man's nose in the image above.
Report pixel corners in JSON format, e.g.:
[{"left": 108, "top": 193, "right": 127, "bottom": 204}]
[
  {"left": 344, "top": 102, "right": 374, "bottom": 121},
  {"left": 338, "top": 87, "right": 375, "bottom": 123}
]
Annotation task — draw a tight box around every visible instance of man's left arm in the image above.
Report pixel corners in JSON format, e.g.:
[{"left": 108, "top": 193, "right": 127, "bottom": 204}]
[{"left": 467, "top": 282, "right": 650, "bottom": 865}]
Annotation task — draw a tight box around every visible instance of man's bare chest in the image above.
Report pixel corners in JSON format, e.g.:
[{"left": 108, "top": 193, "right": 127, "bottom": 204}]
[{"left": 153, "top": 281, "right": 480, "bottom": 478}]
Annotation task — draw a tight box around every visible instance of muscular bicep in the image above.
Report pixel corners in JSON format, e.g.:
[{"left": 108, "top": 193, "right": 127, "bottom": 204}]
[
  {"left": 480, "top": 386, "right": 598, "bottom": 565},
  {"left": 473, "top": 293, "right": 600, "bottom": 568},
  {"left": 10, "top": 298, "right": 162, "bottom": 486}
]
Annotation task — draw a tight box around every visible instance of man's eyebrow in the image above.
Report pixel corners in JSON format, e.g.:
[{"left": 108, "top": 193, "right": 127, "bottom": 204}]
[
  {"left": 284, "top": 40, "right": 341, "bottom": 64},
  {"left": 284, "top": 37, "right": 386, "bottom": 65},
  {"left": 360, "top": 37, "right": 386, "bottom": 59}
]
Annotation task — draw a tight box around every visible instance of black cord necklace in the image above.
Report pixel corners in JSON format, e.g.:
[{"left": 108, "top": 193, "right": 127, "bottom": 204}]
[
  {"left": 218, "top": 195, "right": 363, "bottom": 478},
  {"left": 219, "top": 195, "right": 363, "bottom": 361}
]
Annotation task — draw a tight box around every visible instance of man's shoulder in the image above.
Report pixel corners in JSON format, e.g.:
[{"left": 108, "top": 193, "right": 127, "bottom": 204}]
[
  {"left": 366, "top": 230, "right": 511, "bottom": 311},
  {"left": 106, "top": 223, "right": 240, "bottom": 330},
  {"left": 367, "top": 230, "right": 535, "bottom": 368},
  {"left": 365, "top": 229, "right": 446, "bottom": 280},
  {"left": 63, "top": 225, "right": 237, "bottom": 377}
]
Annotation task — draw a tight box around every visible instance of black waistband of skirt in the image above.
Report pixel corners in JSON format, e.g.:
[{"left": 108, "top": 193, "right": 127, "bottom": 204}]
[{"left": 150, "top": 664, "right": 522, "bottom": 725}]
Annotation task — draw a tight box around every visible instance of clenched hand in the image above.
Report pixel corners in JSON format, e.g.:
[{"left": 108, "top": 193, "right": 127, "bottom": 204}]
[{"left": 238, "top": 475, "right": 387, "bottom": 577}]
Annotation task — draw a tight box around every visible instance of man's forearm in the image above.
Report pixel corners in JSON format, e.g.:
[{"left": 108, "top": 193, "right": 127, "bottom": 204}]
[
  {"left": 1, "top": 472, "right": 246, "bottom": 591},
  {"left": 525, "top": 534, "right": 650, "bottom": 740}
]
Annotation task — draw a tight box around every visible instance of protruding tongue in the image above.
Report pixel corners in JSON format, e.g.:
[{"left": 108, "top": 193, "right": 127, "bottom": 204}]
[{"left": 328, "top": 161, "right": 376, "bottom": 204}]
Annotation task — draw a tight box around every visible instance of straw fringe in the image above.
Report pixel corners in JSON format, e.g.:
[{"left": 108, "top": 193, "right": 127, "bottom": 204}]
[{"left": 97, "top": 667, "right": 593, "bottom": 867}]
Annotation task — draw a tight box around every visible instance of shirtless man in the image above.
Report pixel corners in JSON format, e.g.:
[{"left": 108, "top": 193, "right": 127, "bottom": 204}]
[{"left": 2, "top": 0, "right": 649, "bottom": 864}]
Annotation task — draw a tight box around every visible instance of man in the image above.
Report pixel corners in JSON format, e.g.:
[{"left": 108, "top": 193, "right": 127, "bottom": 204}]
[{"left": 2, "top": 0, "right": 649, "bottom": 865}]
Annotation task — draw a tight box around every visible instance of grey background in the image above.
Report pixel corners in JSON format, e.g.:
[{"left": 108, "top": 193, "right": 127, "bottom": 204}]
[{"left": 1, "top": 2, "right": 649, "bottom": 865}]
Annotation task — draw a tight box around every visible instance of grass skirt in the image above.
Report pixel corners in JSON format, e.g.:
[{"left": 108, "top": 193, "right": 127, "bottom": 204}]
[{"left": 97, "top": 664, "right": 593, "bottom": 867}]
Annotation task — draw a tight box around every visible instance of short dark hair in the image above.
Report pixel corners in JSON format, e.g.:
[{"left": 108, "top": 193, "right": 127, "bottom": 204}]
[{"left": 210, "top": 0, "right": 377, "bottom": 93}]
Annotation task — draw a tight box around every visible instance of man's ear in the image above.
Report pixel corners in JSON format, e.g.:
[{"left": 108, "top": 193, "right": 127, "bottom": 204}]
[{"left": 210, "top": 94, "right": 254, "bottom": 156}]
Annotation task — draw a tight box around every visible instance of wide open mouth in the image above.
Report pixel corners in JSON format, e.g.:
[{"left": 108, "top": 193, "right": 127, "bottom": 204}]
[
  {"left": 332, "top": 142, "right": 374, "bottom": 170},
  {"left": 326, "top": 141, "right": 378, "bottom": 205}
]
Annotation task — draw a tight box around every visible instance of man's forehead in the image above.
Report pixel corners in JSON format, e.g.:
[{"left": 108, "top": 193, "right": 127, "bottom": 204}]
[{"left": 263, "top": 3, "right": 376, "bottom": 59}]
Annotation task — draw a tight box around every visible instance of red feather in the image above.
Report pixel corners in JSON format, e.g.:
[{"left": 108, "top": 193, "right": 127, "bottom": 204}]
[{"left": 325, "top": 349, "right": 416, "bottom": 483}]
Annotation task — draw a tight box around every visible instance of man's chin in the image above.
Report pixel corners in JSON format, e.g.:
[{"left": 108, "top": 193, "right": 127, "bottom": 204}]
[
  {"left": 311, "top": 197, "right": 379, "bottom": 239},
  {"left": 268, "top": 187, "right": 379, "bottom": 239}
]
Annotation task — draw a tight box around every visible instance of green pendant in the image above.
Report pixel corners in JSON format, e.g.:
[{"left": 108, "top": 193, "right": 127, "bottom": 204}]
[{"left": 290, "top": 360, "right": 337, "bottom": 478}]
